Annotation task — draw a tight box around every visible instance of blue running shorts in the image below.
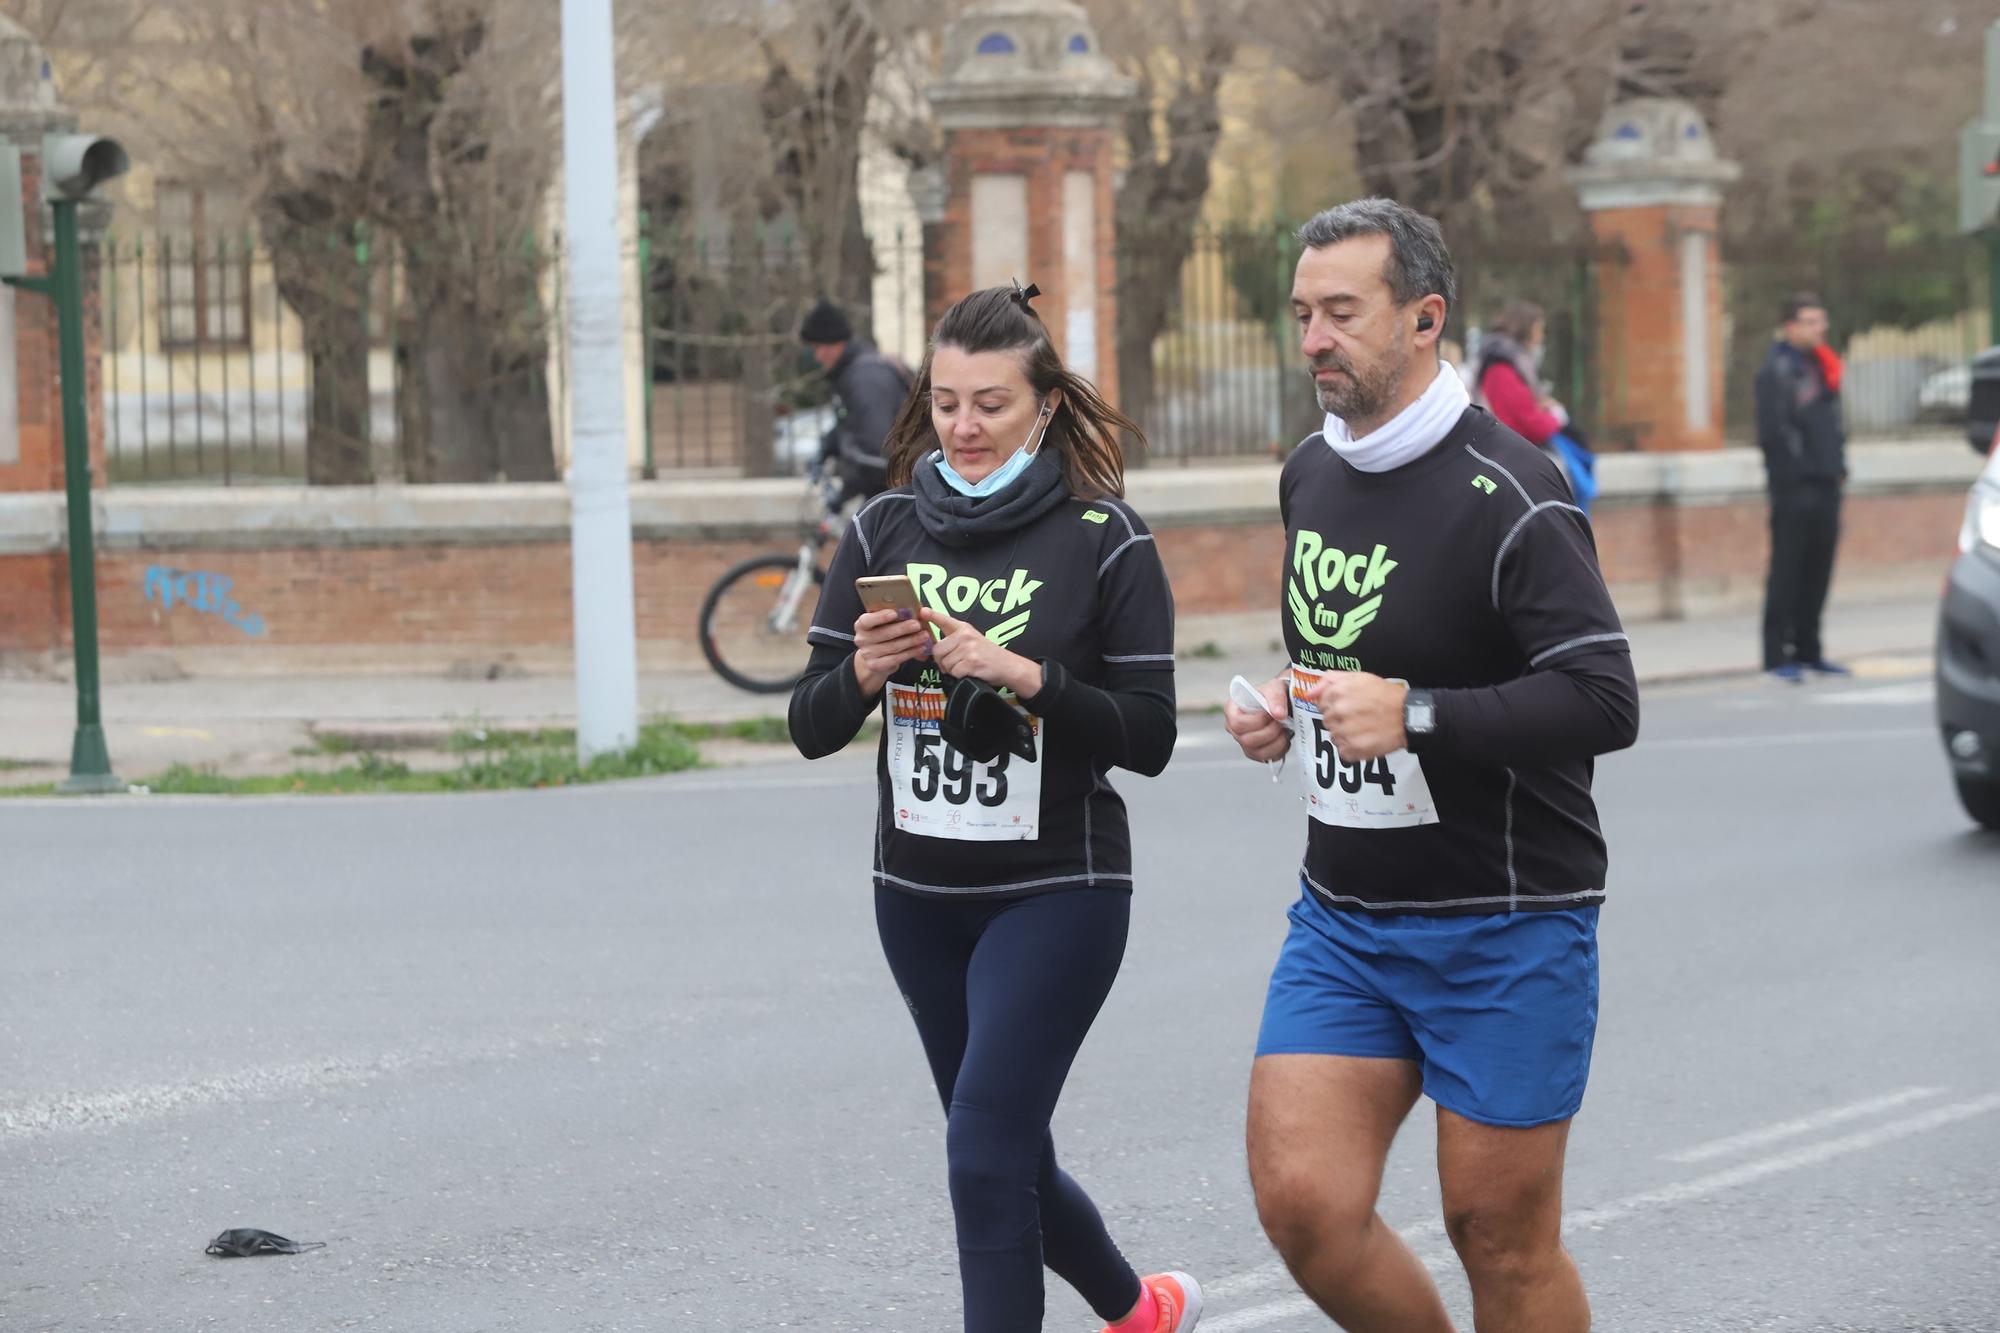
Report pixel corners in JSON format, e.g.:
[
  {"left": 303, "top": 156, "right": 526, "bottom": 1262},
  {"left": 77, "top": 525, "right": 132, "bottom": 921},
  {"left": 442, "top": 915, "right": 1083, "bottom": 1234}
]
[{"left": 1256, "top": 882, "right": 1600, "bottom": 1128}]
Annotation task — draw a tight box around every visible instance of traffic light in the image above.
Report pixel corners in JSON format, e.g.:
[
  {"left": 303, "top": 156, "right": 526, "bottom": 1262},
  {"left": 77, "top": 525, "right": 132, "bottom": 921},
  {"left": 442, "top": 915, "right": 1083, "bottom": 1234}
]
[
  {"left": 1962, "top": 122, "right": 2000, "bottom": 233},
  {"left": 40, "top": 133, "right": 127, "bottom": 201}
]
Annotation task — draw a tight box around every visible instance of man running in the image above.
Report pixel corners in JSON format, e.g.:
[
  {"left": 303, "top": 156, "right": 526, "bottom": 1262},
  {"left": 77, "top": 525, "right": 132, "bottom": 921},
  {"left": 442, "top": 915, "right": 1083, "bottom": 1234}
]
[{"left": 1223, "top": 197, "right": 1639, "bottom": 1332}]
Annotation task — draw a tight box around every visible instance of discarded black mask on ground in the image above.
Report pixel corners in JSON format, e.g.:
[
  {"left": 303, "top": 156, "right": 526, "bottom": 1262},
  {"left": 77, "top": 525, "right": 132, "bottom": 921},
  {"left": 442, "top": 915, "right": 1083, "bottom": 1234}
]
[{"left": 205, "top": 1228, "right": 326, "bottom": 1258}]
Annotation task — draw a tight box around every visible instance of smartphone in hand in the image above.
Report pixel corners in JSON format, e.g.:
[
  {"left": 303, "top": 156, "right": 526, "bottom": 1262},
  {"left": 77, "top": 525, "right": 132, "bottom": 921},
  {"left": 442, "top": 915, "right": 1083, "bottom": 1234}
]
[{"left": 856, "top": 574, "right": 922, "bottom": 620}]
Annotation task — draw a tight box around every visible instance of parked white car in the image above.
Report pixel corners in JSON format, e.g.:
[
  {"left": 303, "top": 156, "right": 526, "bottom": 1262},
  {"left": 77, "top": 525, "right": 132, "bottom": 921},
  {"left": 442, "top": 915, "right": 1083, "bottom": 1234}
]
[{"left": 1938, "top": 440, "right": 2000, "bottom": 830}]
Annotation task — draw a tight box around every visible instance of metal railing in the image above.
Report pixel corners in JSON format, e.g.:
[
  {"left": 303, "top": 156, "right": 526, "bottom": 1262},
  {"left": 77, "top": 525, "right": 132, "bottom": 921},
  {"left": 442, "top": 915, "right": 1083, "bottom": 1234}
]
[
  {"left": 100, "top": 232, "right": 402, "bottom": 485},
  {"left": 94, "top": 223, "right": 1986, "bottom": 486}
]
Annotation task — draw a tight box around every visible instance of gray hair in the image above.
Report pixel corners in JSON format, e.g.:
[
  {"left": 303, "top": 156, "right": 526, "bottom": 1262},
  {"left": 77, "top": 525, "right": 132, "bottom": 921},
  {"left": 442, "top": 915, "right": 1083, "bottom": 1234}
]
[{"left": 1296, "top": 198, "right": 1458, "bottom": 318}]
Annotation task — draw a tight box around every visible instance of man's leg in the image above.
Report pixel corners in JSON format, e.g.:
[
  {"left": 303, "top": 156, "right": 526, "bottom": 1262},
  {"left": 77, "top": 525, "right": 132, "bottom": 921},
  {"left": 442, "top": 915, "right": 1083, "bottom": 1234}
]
[
  {"left": 1247, "top": 1055, "right": 1456, "bottom": 1332},
  {"left": 1794, "top": 482, "right": 1843, "bottom": 666},
  {"left": 1763, "top": 485, "right": 1808, "bottom": 669},
  {"left": 1436, "top": 1110, "right": 1586, "bottom": 1333}
]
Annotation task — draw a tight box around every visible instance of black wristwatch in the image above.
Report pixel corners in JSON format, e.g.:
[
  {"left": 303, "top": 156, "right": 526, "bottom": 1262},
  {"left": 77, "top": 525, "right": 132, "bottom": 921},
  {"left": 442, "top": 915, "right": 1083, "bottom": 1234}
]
[{"left": 1403, "top": 688, "right": 1437, "bottom": 753}]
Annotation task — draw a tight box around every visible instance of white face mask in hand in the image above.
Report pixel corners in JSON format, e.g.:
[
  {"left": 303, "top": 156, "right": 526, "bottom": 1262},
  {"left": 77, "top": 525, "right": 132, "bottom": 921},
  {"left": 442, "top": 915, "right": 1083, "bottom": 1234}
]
[
  {"left": 934, "top": 399, "right": 1053, "bottom": 498},
  {"left": 1230, "top": 674, "right": 1293, "bottom": 782}
]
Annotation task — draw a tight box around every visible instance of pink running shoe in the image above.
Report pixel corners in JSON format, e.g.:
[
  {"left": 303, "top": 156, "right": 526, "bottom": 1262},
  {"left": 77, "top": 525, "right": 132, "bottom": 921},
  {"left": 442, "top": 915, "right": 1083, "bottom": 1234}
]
[{"left": 1100, "top": 1271, "right": 1203, "bottom": 1333}]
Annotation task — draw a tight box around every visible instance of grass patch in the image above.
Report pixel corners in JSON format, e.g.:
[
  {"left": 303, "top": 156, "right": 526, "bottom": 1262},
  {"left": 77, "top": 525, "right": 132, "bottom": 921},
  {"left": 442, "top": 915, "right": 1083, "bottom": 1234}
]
[
  {"left": 15, "top": 726, "right": 707, "bottom": 799},
  {"left": 706, "top": 716, "right": 792, "bottom": 746},
  {"left": 0, "top": 758, "right": 37, "bottom": 772},
  {"left": 449, "top": 715, "right": 792, "bottom": 753},
  {"left": 447, "top": 724, "right": 578, "bottom": 754},
  {"left": 1187, "top": 641, "right": 1225, "bottom": 660},
  {"left": 0, "top": 713, "right": 799, "bottom": 799}
]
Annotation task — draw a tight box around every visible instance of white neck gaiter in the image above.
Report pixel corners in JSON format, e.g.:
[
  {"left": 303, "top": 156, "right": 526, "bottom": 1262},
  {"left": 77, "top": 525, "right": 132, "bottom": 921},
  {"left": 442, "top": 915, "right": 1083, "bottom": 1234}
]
[{"left": 1323, "top": 361, "right": 1471, "bottom": 473}]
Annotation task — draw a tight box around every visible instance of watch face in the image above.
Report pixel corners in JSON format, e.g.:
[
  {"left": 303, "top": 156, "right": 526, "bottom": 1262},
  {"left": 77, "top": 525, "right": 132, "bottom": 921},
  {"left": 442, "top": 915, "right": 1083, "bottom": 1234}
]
[{"left": 1407, "top": 700, "right": 1435, "bottom": 732}]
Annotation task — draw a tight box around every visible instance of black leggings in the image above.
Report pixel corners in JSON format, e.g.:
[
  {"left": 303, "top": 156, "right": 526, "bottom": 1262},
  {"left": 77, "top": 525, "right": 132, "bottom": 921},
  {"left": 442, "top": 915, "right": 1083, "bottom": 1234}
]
[{"left": 875, "top": 885, "right": 1143, "bottom": 1332}]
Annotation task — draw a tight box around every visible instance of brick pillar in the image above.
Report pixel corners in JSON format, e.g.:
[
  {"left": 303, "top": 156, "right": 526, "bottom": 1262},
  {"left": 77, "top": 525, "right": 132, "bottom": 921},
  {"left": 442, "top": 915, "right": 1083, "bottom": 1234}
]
[
  {"left": 1568, "top": 98, "right": 1739, "bottom": 453},
  {"left": 924, "top": 0, "right": 1133, "bottom": 404},
  {"left": 0, "top": 14, "right": 110, "bottom": 665},
  {"left": 0, "top": 19, "right": 107, "bottom": 493}
]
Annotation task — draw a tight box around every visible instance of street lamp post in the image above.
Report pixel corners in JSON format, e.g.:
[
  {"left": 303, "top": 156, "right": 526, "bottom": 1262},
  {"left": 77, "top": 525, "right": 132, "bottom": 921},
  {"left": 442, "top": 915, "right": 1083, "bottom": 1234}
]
[{"left": 2, "top": 133, "right": 129, "bottom": 792}]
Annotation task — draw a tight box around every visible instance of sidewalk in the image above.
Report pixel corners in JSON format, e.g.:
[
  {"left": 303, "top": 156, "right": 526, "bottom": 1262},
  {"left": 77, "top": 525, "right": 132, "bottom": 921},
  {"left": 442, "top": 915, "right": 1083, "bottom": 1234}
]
[{"left": 0, "top": 581, "right": 1944, "bottom": 786}]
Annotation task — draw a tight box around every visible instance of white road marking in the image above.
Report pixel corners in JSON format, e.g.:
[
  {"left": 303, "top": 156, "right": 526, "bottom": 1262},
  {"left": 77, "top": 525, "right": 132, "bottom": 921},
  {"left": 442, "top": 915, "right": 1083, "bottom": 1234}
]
[
  {"left": 1663, "top": 1086, "right": 1945, "bottom": 1164},
  {"left": 0, "top": 1032, "right": 595, "bottom": 1143},
  {"left": 1563, "top": 1093, "right": 2000, "bottom": 1231},
  {"left": 1813, "top": 682, "right": 1935, "bottom": 707},
  {"left": 1196, "top": 1092, "right": 2000, "bottom": 1331},
  {"left": 1645, "top": 726, "right": 1927, "bottom": 752}
]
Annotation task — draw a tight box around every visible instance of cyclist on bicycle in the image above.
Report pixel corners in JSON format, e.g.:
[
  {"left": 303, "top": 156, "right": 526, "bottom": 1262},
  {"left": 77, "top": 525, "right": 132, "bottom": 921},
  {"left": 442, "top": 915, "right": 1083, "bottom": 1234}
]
[{"left": 801, "top": 297, "right": 913, "bottom": 505}]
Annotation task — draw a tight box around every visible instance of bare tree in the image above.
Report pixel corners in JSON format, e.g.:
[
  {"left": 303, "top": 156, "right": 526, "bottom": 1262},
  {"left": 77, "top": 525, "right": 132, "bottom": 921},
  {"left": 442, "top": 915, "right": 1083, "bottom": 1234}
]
[
  {"left": 1087, "top": 0, "right": 1244, "bottom": 448},
  {"left": 356, "top": 2, "right": 559, "bottom": 483},
  {"left": 114, "top": 0, "right": 558, "bottom": 484},
  {"left": 622, "top": 0, "right": 948, "bottom": 474},
  {"left": 1247, "top": 0, "right": 1782, "bottom": 238}
]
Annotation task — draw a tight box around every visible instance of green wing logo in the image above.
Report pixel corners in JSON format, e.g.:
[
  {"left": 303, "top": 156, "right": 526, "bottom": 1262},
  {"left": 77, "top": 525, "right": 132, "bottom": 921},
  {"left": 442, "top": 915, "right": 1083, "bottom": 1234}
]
[{"left": 1287, "top": 531, "right": 1396, "bottom": 652}]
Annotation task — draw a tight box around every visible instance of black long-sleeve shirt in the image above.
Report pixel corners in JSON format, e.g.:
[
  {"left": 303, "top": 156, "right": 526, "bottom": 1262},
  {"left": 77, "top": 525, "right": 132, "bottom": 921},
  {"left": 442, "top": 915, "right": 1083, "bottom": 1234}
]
[
  {"left": 1279, "top": 407, "right": 1639, "bottom": 915},
  {"left": 790, "top": 488, "right": 1177, "bottom": 898}
]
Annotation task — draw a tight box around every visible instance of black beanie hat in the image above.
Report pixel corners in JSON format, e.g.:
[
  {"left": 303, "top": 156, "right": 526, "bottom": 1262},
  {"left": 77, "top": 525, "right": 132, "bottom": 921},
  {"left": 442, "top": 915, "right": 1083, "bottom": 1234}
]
[{"left": 799, "top": 298, "right": 854, "bottom": 345}]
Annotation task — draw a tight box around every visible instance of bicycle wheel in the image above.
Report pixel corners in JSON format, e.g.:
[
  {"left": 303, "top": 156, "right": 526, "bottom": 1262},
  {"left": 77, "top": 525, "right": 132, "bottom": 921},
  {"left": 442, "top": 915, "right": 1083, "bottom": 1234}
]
[{"left": 698, "top": 553, "right": 825, "bottom": 694}]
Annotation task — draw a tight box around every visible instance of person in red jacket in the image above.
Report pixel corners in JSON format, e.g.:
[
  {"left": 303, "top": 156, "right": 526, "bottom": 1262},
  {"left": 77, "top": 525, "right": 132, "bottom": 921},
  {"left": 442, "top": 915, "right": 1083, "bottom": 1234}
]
[
  {"left": 1476, "top": 302, "right": 1562, "bottom": 440},
  {"left": 1476, "top": 302, "right": 1597, "bottom": 513}
]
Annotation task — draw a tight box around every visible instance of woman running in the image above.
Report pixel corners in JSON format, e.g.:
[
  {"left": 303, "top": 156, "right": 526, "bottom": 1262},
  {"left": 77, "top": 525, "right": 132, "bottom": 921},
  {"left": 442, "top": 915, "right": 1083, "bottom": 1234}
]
[{"left": 788, "top": 282, "right": 1200, "bottom": 1333}]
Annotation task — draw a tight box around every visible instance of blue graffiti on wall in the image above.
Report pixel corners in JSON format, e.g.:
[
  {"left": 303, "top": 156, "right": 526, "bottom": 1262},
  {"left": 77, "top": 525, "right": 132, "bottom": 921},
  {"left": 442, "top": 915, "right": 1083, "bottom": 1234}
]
[{"left": 143, "top": 566, "right": 266, "bottom": 637}]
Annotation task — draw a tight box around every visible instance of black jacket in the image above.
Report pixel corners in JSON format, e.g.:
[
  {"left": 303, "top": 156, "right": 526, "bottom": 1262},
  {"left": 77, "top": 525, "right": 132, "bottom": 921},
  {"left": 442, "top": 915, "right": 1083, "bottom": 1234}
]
[
  {"left": 1754, "top": 342, "right": 1846, "bottom": 487},
  {"left": 820, "top": 340, "right": 912, "bottom": 497}
]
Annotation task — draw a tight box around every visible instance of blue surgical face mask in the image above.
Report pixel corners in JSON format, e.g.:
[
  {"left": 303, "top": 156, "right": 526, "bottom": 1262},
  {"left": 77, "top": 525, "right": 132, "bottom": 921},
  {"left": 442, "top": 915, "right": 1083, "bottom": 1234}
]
[{"left": 935, "top": 400, "right": 1052, "bottom": 498}]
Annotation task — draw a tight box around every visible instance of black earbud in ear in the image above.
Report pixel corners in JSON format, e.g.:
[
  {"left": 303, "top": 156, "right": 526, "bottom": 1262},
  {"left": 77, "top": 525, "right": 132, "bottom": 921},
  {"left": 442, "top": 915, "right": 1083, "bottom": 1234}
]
[{"left": 1416, "top": 315, "right": 1435, "bottom": 332}]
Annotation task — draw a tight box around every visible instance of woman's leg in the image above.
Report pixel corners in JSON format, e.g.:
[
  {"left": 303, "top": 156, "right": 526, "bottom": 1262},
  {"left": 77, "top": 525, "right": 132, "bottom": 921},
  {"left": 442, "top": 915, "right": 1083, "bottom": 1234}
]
[
  {"left": 874, "top": 884, "right": 976, "bottom": 1111},
  {"left": 946, "top": 888, "right": 1142, "bottom": 1330}
]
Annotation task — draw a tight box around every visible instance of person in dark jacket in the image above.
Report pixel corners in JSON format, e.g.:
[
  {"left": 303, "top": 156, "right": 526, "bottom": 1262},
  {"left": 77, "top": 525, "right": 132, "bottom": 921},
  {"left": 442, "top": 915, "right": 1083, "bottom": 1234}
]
[
  {"left": 800, "top": 298, "right": 913, "bottom": 503},
  {"left": 1754, "top": 293, "right": 1849, "bottom": 682}
]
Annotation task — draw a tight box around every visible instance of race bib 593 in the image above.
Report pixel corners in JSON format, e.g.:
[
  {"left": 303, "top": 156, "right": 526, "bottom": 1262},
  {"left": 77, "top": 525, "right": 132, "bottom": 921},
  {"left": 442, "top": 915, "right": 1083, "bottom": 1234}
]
[{"left": 885, "top": 682, "right": 1042, "bottom": 841}]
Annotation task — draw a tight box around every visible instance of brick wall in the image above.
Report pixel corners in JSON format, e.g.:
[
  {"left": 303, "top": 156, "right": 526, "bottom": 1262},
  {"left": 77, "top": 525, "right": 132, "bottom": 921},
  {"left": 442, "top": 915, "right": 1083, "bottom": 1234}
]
[
  {"left": 0, "top": 551, "right": 59, "bottom": 651},
  {"left": 0, "top": 449, "right": 1975, "bottom": 672}
]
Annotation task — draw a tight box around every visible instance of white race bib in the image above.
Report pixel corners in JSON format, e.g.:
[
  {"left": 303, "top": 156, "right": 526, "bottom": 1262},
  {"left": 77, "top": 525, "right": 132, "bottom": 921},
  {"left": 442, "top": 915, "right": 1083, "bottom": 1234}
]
[
  {"left": 885, "top": 682, "right": 1043, "bottom": 841},
  {"left": 1289, "top": 664, "right": 1439, "bottom": 829}
]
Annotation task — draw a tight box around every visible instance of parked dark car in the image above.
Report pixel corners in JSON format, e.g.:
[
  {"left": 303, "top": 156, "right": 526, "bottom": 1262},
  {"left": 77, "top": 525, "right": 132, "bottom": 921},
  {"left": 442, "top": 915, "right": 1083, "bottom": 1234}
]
[
  {"left": 1939, "top": 439, "right": 2000, "bottom": 830},
  {"left": 1966, "top": 344, "right": 2000, "bottom": 455}
]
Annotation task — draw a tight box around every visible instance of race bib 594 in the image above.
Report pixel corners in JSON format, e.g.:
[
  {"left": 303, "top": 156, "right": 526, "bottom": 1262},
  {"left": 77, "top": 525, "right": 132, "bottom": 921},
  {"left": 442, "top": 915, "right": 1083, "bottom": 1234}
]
[{"left": 1289, "top": 664, "right": 1439, "bottom": 830}]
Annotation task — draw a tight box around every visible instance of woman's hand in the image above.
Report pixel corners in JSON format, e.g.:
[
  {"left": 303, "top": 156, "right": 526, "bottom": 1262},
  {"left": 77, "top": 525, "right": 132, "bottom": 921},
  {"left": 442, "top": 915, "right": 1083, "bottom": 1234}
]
[
  {"left": 920, "top": 610, "right": 1042, "bottom": 700},
  {"left": 852, "top": 608, "right": 932, "bottom": 698}
]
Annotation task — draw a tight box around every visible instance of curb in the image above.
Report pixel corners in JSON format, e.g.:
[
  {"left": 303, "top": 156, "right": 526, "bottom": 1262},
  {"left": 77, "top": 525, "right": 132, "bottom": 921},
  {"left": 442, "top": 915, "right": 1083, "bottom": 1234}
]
[{"left": 298, "top": 648, "right": 1939, "bottom": 750}]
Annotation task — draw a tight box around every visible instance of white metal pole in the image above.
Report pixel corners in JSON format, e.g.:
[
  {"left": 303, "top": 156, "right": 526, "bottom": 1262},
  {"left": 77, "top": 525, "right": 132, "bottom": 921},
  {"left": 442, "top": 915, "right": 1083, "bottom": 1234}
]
[{"left": 561, "top": 0, "right": 639, "bottom": 760}]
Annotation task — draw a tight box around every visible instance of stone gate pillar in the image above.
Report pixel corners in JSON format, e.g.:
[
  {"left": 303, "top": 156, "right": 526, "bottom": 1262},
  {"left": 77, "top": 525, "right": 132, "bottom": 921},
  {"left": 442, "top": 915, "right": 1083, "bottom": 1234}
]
[
  {"left": 0, "top": 15, "right": 100, "bottom": 493},
  {"left": 1567, "top": 98, "right": 1740, "bottom": 452},
  {"left": 924, "top": 0, "right": 1134, "bottom": 401}
]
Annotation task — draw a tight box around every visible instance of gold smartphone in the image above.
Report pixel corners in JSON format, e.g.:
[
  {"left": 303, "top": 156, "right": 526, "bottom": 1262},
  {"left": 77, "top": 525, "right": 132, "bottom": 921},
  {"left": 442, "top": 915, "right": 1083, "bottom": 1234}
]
[{"left": 856, "top": 574, "right": 922, "bottom": 618}]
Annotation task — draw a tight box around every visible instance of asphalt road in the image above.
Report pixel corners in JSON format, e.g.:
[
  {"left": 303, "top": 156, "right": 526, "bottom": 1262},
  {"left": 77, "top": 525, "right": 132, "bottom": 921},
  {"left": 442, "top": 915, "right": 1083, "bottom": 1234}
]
[{"left": 3, "top": 670, "right": 1996, "bottom": 1332}]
